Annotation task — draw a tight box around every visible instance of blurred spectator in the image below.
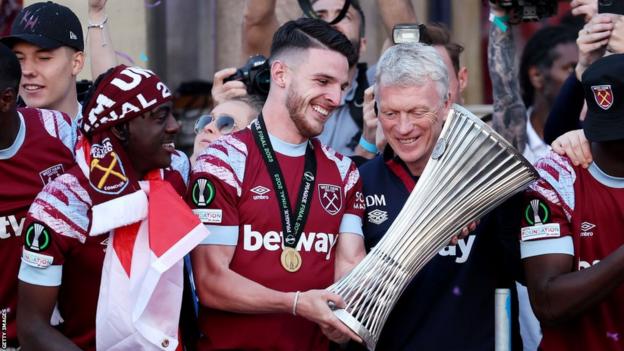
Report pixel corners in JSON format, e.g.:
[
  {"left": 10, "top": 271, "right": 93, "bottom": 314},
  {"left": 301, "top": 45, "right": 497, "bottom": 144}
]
[{"left": 191, "top": 94, "right": 263, "bottom": 166}]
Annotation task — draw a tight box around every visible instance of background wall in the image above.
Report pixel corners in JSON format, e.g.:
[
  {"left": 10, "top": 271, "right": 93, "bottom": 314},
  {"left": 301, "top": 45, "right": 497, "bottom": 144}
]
[{"left": 24, "top": 0, "right": 485, "bottom": 103}]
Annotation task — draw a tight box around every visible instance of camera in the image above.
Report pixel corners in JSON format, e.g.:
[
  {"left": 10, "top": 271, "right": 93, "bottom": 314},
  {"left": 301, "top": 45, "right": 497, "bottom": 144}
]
[
  {"left": 224, "top": 55, "right": 271, "bottom": 97},
  {"left": 598, "top": 0, "right": 624, "bottom": 15},
  {"left": 392, "top": 24, "right": 426, "bottom": 45},
  {"left": 488, "top": 0, "right": 559, "bottom": 22}
]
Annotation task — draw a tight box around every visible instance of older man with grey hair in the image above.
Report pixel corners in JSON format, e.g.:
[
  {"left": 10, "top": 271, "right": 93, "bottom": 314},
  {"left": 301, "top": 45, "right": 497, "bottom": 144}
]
[{"left": 351, "top": 42, "right": 523, "bottom": 350}]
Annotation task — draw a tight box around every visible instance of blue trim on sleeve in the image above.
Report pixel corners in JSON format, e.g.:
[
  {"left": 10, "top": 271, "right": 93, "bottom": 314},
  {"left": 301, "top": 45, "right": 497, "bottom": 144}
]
[
  {"left": 339, "top": 213, "right": 363, "bottom": 236},
  {"left": 520, "top": 236, "right": 574, "bottom": 259},
  {"left": 18, "top": 262, "right": 63, "bottom": 286},
  {"left": 200, "top": 225, "right": 239, "bottom": 245}
]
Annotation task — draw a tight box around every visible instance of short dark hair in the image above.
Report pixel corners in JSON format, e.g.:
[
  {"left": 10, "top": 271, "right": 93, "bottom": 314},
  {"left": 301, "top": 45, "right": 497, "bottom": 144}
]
[
  {"left": 519, "top": 25, "right": 577, "bottom": 107},
  {"left": 421, "top": 23, "right": 464, "bottom": 75},
  {"left": 0, "top": 42, "right": 21, "bottom": 92},
  {"left": 270, "top": 17, "right": 358, "bottom": 68}
]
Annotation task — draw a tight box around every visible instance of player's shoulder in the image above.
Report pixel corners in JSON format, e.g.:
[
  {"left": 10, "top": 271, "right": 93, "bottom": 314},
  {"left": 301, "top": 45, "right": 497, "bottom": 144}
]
[
  {"left": 167, "top": 150, "right": 190, "bottom": 185},
  {"left": 29, "top": 166, "right": 92, "bottom": 242},
  {"left": 19, "top": 107, "right": 76, "bottom": 153},
  {"left": 531, "top": 151, "right": 577, "bottom": 193},
  {"left": 316, "top": 139, "right": 358, "bottom": 179}
]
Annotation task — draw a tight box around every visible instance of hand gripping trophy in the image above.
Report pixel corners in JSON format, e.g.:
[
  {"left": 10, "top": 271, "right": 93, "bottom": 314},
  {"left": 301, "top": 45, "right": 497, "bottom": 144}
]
[{"left": 328, "top": 105, "right": 539, "bottom": 350}]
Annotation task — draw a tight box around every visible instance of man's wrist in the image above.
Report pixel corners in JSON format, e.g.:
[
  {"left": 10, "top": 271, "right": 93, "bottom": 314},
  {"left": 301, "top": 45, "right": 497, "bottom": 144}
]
[
  {"left": 489, "top": 12, "right": 509, "bottom": 32},
  {"left": 358, "top": 135, "right": 378, "bottom": 154}
]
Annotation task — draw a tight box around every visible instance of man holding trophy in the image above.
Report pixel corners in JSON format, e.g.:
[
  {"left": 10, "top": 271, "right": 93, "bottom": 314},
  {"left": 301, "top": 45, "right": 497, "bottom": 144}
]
[{"left": 351, "top": 43, "right": 525, "bottom": 350}]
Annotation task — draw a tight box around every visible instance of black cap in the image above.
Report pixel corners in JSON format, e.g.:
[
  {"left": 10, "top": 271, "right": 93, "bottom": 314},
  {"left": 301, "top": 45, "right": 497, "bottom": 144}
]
[
  {"left": 582, "top": 53, "right": 624, "bottom": 142},
  {"left": 0, "top": 2, "right": 84, "bottom": 52}
]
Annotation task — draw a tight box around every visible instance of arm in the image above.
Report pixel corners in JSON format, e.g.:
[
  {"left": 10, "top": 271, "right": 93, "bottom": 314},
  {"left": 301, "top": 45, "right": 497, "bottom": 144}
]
[
  {"left": 334, "top": 233, "right": 366, "bottom": 281},
  {"left": 376, "top": 0, "right": 417, "bottom": 38},
  {"left": 487, "top": 8, "right": 527, "bottom": 152},
  {"left": 17, "top": 282, "right": 81, "bottom": 351},
  {"left": 242, "top": 0, "right": 279, "bottom": 59},
  {"left": 524, "top": 247, "right": 624, "bottom": 325},
  {"left": 191, "top": 245, "right": 295, "bottom": 313},
  {"left": 543, "top": 73, "right": 584, "bottom": 144},
  {"left": 191, "top": 244, "right": 361, "bottom": 343},
  {"left": 87, "top": 0, "right": 117, "bottom": 79},
  {"left": 354, "top": 86, "right": 378, "bottom": 159}
]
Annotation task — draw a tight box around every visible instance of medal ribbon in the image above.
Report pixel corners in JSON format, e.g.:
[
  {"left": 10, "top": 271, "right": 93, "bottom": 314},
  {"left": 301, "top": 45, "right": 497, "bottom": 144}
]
[{"left": 251, "top": 114, "right": 317, "bottom": 249}]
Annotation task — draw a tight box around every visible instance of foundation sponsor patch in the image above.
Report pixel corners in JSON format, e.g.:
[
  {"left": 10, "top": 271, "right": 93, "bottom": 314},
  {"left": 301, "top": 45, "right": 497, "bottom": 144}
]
[{"left": 193, "top": 209, "right": 222, "bottom": 224}]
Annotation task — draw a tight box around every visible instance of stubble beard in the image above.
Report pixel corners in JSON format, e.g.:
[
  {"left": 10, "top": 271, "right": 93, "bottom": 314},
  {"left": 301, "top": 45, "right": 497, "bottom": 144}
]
[{"left": 285, "top": 84, "right": 323, "bottom": 138}]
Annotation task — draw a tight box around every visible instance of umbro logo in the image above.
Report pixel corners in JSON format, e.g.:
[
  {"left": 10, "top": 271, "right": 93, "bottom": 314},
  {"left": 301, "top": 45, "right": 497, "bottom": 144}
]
[
  {"left": 368, "top": 209, "right": 388, "bottom": 225},
  {"left": 251, "top": 186, "right": 270, "bottom": 200},
  {"left": 580, "top": 221, "right": 595, "bottom": 237}
]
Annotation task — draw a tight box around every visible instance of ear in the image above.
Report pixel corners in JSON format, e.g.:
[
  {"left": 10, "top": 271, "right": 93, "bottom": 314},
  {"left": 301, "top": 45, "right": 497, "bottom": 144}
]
[
  {"left": 0, "top": 88, "right": 17, "bottom": 113},
  {"left": 71, "top": 50, "right": 85, "bottom": 77},
  {"left": 270, "top": 60, "right": 288, "bottom": 88},
  {"left": 110, "top": 123, "right": 128, "bottom": 142},
  {"left": 457, "top": 66, "right": 468, "bottom": 93},
  {"left": 528, "top": 66, "right": 544, "bottom": 91},
  {"left": 359, "top": 37, "right": 367, "bottom": 58},
  {"left": 441, "top": 92, "right": 453, "bottom": 122}
]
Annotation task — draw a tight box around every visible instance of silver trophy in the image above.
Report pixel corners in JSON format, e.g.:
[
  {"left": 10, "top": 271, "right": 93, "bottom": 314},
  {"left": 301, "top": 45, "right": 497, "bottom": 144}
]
[{"left": 328, "top": 105, "right": 539, "bottom": 350}]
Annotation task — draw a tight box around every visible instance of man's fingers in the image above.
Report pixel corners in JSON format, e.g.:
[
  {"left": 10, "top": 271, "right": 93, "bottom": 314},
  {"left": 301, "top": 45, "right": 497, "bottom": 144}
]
[
  {"left": 577, "top": 132, "right": 593, "bottom": 167},
  {"left": 364, "top": 85, "right": 374, "bottom": 103},
  {"left": 213, "top": 67, "right": 238, "bottom": 83}
]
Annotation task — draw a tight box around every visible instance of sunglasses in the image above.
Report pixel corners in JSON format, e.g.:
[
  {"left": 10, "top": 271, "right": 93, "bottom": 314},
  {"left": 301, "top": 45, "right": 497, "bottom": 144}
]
[{"left": 194, "top": 114, "right": 237, "bottom": 135}]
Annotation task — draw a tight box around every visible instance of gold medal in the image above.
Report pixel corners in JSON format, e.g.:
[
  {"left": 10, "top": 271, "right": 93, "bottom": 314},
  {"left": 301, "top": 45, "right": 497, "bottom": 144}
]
[{"left": 280, "top": 247, "right": 302, "bottom": 272}]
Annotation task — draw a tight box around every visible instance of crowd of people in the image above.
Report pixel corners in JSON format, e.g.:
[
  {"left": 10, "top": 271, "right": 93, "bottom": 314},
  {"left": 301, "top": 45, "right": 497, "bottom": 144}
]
[{"left": 0, "top": 0, "right": 623, "bottom": 350}]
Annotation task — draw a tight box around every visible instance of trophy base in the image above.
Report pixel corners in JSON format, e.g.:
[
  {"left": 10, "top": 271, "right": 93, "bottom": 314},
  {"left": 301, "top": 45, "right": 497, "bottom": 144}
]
[{"left": 333, "top": 309, "right": 375, "bottom": 351}]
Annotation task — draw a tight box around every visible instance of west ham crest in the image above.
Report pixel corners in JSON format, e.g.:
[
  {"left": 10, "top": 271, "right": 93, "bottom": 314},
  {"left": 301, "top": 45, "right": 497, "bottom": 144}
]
[
  {"left": 318, "top": 184, "right": 343, "bottom": 215},
  {"left": 89, "top": 138, "right": 129, "bottom": 195},
  {"left": 591, "top": 85, "right": 613, "bottom": 110}
]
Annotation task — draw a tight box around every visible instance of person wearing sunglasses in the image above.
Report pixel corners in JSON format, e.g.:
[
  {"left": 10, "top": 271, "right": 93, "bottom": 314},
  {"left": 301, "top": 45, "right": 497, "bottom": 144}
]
[{"left": 191, "top": 95, "right": 263, "bottom": 166}]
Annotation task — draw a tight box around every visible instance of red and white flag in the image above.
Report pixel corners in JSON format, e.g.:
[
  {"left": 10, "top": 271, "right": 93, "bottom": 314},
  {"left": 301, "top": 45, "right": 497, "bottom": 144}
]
[{"left": 96, "top": 179, "right": 209, "bottom": 351}]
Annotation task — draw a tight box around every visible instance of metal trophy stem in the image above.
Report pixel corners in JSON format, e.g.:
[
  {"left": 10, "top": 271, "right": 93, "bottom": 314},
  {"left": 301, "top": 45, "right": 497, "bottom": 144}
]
[{"left": 328, "top": 105, "right": 539, "bottom": 350}]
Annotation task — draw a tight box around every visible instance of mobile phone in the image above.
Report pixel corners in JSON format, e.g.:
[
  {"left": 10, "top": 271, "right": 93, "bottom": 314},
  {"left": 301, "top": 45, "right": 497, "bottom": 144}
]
[{"left": 598, "top": 0, "right": 624, "bottom": 15}]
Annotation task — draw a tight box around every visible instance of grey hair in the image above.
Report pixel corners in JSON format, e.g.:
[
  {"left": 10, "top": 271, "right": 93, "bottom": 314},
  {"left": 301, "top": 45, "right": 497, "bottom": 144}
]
[{"left": 374, "top": 43, "right": 449, "bottom": 107}]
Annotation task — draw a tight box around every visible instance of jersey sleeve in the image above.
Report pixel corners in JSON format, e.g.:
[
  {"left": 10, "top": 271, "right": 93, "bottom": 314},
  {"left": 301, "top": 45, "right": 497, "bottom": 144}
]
[
  {"left": 519, "top": 153, "right": 576, "bottom": 259},
  {"left": 187, "top": 136, "right": 247, "bottom": 246},
  {"left": 339, "top": 158, "right": 365, "bottom": 236},
  {"left": 165, "top": 150, "right": 191, "bottom": 195},
  {"left": 38, "top": 109, "right": 77, "bottom": 155},
  {"left": 18, "top": 174, "right": 92, "bottom": 286}
]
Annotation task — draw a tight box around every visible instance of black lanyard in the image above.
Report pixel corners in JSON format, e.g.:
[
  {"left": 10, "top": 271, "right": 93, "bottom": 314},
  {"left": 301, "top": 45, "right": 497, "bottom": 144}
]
[{"left": 251, "top": 114, "right": 317, "bottom": 248}]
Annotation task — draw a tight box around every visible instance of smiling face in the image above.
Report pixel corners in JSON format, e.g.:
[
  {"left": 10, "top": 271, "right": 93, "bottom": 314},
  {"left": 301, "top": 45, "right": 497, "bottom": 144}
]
[
  {"left": 12, "top": 41, "right": 82, "bottom": 114},
  {"left": 378, "top": 80, "right": 449, "bottom": 176},
  {"left": 281, "top": 48, "right": 349, "bottom": 138},
  {"left": 125, "top": 102, "right": 179, "bottom": 176}
]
